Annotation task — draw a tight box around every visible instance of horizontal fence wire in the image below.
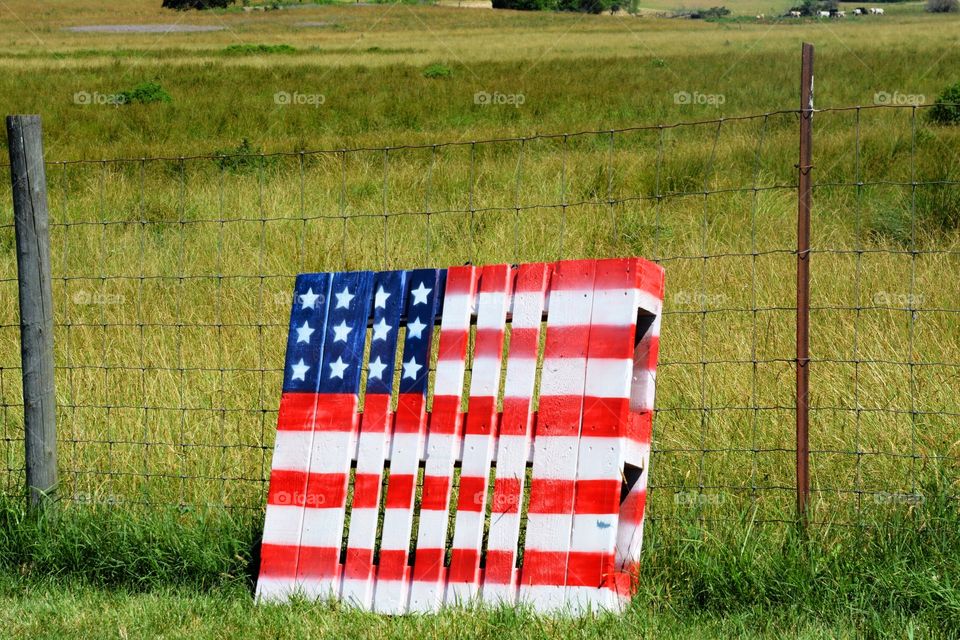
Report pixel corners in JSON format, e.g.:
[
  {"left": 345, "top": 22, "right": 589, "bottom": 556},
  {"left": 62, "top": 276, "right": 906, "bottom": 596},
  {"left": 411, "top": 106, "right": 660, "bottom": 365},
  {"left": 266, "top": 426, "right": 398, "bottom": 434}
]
[{"left": 0, "top": 103, "right": 957, "bottom": 539}]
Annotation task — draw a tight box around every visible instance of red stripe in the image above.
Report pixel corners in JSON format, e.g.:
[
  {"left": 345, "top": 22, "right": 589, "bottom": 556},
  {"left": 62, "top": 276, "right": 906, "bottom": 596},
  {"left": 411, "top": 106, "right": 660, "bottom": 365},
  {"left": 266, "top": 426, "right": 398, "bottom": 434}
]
[
  {"left": 464, "top": 396, "right": 496, "bottom": 436},
  {"left": 276, "top": 392, "right": 318, "bottom": 431},
  {"left": 491, "top": 476, "right": 523, "bottom": 514},
  {"left": 376, "top": 549, "right": 409, "bottom": 582},
  {"left": 619, "top": 487, "right": 647, "bottom": 524},
  {"left": 443, "top": 265, "right": 479, "bottom": 295},
  {"left": 546, "top": 259, "right": 596, "bottom": 291},
  {"left": 573, "top": 479, "right": 621, "bottom": 514},
  {"left": 473, "top": 328, "right": 506, "bottom": 359},
  {"left": 527, "top": 479, "right": 574, "bottom": 513},
  {"left": 267, "top": 470, "right": 346, "bottom": 508},
  {"left": 513, "top": 262, "right": 552, "bottom": 293},
  {"left": 360, "top": 394, "right": 391, "bottom": 432},
  {"left": 447, "top": 548, "right": 480, "bottom": 583},
  {"left": 483, "top": 549, "right": 515, "bottom": 584},
  {"left": 352, "top": 473, "right": 382, "bottom": 509},
  {"left": 499, "top": 398, "right": 533, "bottom": 436},
  {"left": 411, "top": 547, "right": 446, "bottom": 582},
  {"left": 536, "top": 395, "right": 583, "bottom": 437},
  {"left": 520, "top": 550, "right": 617, "bottom": 587},
  {"left": 635, "top": 335, "right": 661, "bottom": 370},
  {"left": 506, "top": 327, "right": 540, "bottom": 359},
  {"left": 393, "top": 393, "right": 426, "bottom": 434},
  {"left": 429, "top": 395, "right": 462, "bottom": 435},
  {"left": 384, "top": 473, "right": 416, "bottom": 509},
  {"left": 420, "top": 474, "right": 452, "bottom": 510},
  {"left": 479, "top": 263, "right": 512, "bottom": 292},
  {"left": 456, "top": 475, "right": 487, "bottom": 512},
  {"left": 343, "top": 548, "right": 373, "bottom": 579},
  {"left": 565, "top": 550, "right": 617, "bottom": 587},
  {"left": 581, "top": 397, "right": 629, "bottom": 438},
  {"left": 259, "top": 543, "right": 298, "bottom": 577},
  {"left": 437, "top": 331, "right": 468, "bottom": 361},
  {"left": 258, "top": 544, "right": 341, "bottom": 579}
]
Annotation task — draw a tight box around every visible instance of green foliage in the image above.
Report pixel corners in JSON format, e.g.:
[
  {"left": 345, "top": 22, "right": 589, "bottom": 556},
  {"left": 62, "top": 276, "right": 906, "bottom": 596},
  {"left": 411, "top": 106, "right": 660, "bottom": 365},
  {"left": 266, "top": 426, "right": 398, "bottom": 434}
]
[
  {"left": 117, "top": 81, "right": 172, "bottom": 105},
  {"left": 213, "top": 138, "right": 275, "bottom": 173},
  {"left": 556, "top": 0, "right": 614, "bottom": 13},
  {"left": 162, "top": 0, "right": 236, "bottom": 9},
  {"left": 422, "top": 63, "right": 453, "bottom": 79},
  {"left": 929, "top": 82, "right": 960, "bottom": 124},
  {"left": 926, "top": 0, "right": 959, "bottom": 11},
  {"left": 221, "top": 44, "right": 297, "bottom": 55},
  {"left": 0, "top": 496, "right": 254, "bottom": 589}
]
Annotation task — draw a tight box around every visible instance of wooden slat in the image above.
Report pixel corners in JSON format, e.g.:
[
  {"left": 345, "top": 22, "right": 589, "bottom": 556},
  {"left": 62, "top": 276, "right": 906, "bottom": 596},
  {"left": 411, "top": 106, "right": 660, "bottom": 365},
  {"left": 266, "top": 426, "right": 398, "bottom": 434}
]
[
  {"left": 408, "top": 265, "right": 479, "bottom": 613},
  {"left": 446, "top": 264, "right": 514, "bottom": 604},
  {"left": 257, "top": 273, "right": 333, "bottom": 601},
  {"left": 482, "top": 262, "right": 552, "bottom": 606},
  {"left": 373, "top": 269, "right": 443, "bottom": 614},
  {"left": 341, "top": 270, "right": 409, "bottom": 609}
]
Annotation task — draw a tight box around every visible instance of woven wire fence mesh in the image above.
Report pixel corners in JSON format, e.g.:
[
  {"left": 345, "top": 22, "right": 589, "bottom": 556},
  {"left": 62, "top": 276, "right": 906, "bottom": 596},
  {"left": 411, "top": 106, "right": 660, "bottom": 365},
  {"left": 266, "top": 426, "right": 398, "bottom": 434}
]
[{"left": 0, "top": 104, "right": 957, "bottom": 534}]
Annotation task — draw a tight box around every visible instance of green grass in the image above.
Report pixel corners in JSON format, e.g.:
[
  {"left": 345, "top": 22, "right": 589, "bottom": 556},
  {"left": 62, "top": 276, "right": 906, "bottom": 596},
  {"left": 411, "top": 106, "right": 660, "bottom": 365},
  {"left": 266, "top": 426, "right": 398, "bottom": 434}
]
[{"left": 1, "top": 474, "right": 959, "bottom": 637}]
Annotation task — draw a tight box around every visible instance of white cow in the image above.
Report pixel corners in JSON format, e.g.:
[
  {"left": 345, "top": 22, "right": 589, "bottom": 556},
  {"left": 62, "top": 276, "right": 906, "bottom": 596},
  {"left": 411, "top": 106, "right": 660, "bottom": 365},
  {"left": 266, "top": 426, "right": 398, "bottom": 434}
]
[
  {"left": 833, "top": 10, "right": 846, "bottom": 16},
  {"left": 819, "top": 10, "right": 830, "bottom": 16},
  {"left": 789, "top": 9, "right": 801, "bottom": 16},
  {"left": 870, "top": 7, "right": 884, "bottom": 14},
  {"left": 852, "top": 8, "right": 863, "bottom": 14}
]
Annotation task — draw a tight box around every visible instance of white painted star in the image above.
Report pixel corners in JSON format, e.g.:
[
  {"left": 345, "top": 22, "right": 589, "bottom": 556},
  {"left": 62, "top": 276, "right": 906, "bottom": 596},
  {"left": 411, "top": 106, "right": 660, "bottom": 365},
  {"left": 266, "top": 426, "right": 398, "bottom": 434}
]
[
  {"left": 411, "top": 282, "right": 432, "bottom": 306},
  {"left": 290, "top": 358, "right": 309, "bottom": 381},
  {"left": 374, "top": 286, "right": 391, "bottom": 309},
  {"left": 402, "top": 356, "right": 423, "bottom": 380},
  {"left": 329, "top": 356, "right": 349, "bottom": 379},
  {"left": 407, "top": 316, "right": 427, "bottom": 340},
  {"left": 335, "top": 286, "right": 355, "bottom": 309},
  {"left": 300, "top": 288, "right": 320, "bottom": 310},
  {"left": 295, "top": 320, "right": 314, "bottom": 344},
  {"left": 372, "top": 317, "right": 392, "bottom": 342},
  {"left": 332, "top": 320, "right": 352, "bottom": 343},
  {"left": 368, "top": 356, "right": 387, "bottom": 381}
]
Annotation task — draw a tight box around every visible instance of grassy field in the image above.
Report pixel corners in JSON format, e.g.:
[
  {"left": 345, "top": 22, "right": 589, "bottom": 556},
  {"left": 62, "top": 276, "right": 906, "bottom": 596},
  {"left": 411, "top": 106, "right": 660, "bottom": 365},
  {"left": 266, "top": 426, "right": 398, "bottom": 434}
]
[{"left": 0, "top": 0, "right": 958, "bottom": 636}]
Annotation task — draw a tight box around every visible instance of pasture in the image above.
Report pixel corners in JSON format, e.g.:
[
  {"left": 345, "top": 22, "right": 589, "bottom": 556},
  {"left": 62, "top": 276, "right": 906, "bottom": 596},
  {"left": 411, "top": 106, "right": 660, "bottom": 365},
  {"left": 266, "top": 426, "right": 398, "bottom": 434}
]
[{"left": 0, "top": 0, "right": 958, "bottom": 637}]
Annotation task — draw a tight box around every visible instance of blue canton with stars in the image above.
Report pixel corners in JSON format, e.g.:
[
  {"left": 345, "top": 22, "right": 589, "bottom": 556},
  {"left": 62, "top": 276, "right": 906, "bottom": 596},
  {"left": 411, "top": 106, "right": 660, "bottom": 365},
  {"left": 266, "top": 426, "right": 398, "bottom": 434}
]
[{"left": 280, "top": 269, "right": 447, "bottom": 398}]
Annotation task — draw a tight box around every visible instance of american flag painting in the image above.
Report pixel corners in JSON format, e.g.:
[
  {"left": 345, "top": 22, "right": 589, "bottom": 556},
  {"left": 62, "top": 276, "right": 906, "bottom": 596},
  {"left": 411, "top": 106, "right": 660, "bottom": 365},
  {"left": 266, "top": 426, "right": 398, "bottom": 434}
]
[{"left": 256, "top": 258, "right": 664, "bottom": 615}]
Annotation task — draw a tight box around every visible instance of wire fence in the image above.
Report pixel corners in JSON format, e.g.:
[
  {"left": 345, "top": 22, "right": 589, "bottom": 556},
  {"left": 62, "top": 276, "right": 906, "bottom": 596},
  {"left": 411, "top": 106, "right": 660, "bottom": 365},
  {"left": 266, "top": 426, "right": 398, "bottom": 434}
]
[{"left": 0, "top": 103, "right": 958, "bottom": 535}]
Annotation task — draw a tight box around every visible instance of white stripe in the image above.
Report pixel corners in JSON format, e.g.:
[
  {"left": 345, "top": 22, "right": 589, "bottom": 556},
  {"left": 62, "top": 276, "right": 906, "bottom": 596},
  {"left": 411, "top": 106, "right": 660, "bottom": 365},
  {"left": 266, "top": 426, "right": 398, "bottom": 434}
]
[
  {"left": 544, "top": 290, "right": 594, "bottom": 326},
  {"left": 449, "top": 509, "right": 485, "bottom": 547},
  {"left": 373, "top": 579, "right": 410, "bottom": 614},
  {"left": 345, "top": 508, "right": 380, "bottom": 548},
  {"left": 475, "top": 291, "right": 509, "bottom": 328},
  {"left": 570, "top": 437, "right": 623, "bottom": 480},
  {"left": 511, "top": 291, "right": 546, "bottom": 327},
  {"left": 307, "top": 431, "right": 354, "bottom": 473},
  {"left": 446, "top": 580, "right": 480, "bottom": 605},
  {"left": 539, "top": 357, "right": 588, "bottom": 396},
  {"left": 270, "top": 431, "right": 314, "bottom": 471},
  {"left": 301, "top": 506, "right": 348, "bottom": 548},
  {"left": 378, "top": 508, "right": 415, "bottom": 550},
  {"left": 469, "top": 356, "right": 502, "bottom": 396},
  {"left": 434, "top": 360, "right": 467, "bottom": 396},
  {"left": 413, "top": 509, "right": 449, "bottom": 548},
  {"left": 261, "top": 504, "right": 303, "bottom": 546},
  {"left": 485, "top": 512, "right": 521, "bottom": 550},
  {"left": 437, "top": 293, "right": 473, "bottom": 330},
  {"left": 516, "top": 584, "right": 567, "bottom": 612},
  {"left": 528, "top": 436, "right": 580, "bottom": 479},
  {"left": 567, "top": 513, "right": 621, "bottom": 553},
  {"left": 502, "top": 358, "right": 538, "bottom": 397},
  {"left": 524, "top": 513, "right": 576, "bottom": 552},
  {"left": 583, "top": 358, "right": 633, "bottom": 398},
  {"left": 480, "top": 582, "right": 517, "bottom": 606}
]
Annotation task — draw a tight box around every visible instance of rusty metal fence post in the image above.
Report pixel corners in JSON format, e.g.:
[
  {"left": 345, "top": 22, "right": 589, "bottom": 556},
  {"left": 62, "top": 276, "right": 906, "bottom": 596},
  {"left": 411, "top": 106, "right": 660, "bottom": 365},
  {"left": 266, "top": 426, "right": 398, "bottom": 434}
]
[{"left": 796, "top": 43, "right": 814, "bottom": 523}]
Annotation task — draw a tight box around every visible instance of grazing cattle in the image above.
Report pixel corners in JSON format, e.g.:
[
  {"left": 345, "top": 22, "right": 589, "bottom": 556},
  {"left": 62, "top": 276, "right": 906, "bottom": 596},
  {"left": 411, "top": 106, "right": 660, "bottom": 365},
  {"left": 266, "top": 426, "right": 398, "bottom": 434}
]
[
  {"left": 789, "top": 9, "right": 801, "bottom": 16},
  {"left": 818, "top": 10, "right": 830, "bottom": 16},
  {"left": 870, "top": 7, "right": 884, "bottom": 14},
  {"left": 852, "top": 8, "right": 863, "bottom": 14},
  {"left": 833, "top": 10, "right": 845, "bottom": 16}
]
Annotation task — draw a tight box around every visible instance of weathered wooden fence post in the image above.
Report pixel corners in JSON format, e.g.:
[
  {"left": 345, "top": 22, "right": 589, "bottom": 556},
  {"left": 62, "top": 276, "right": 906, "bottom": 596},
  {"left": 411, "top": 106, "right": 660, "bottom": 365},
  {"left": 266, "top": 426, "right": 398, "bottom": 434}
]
[{"left": 6, "top": 115, "right": 58, "bottom": 510}]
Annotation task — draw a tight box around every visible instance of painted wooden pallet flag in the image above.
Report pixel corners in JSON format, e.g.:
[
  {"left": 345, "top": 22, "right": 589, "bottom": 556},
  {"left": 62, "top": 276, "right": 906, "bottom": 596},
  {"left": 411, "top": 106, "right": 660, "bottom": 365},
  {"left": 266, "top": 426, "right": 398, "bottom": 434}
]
[{"left": 257, "top": 258, "right": 664, "bottom": 615}]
